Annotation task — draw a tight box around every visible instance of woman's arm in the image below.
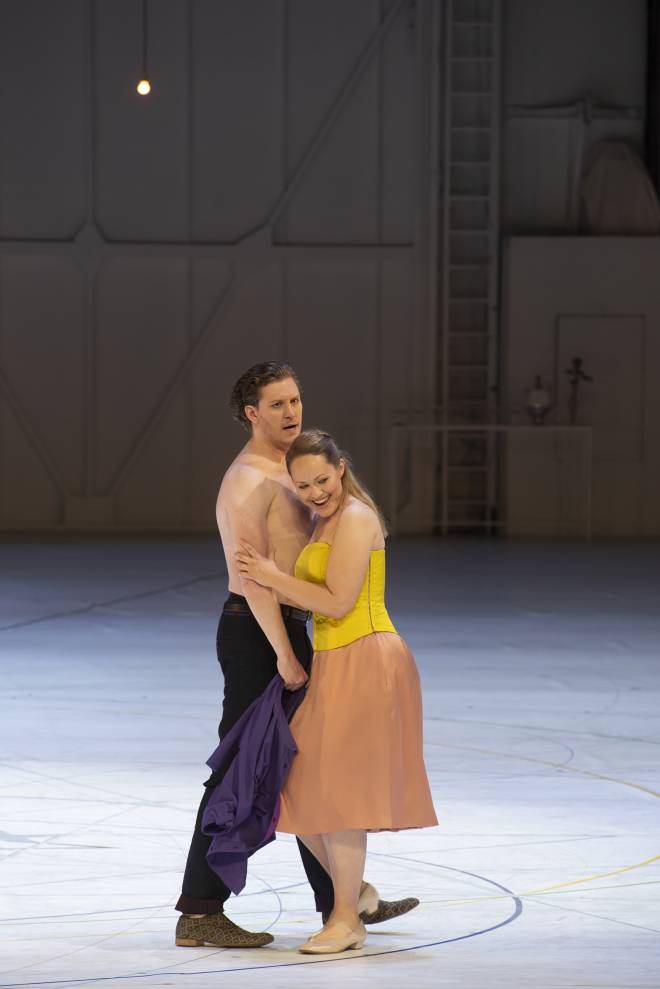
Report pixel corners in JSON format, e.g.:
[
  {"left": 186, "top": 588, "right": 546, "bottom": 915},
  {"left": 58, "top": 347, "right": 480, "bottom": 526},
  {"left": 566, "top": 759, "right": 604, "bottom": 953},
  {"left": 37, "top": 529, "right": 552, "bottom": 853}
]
[{"left": 237, "top": 503, "right": 379, "bottom": 620}]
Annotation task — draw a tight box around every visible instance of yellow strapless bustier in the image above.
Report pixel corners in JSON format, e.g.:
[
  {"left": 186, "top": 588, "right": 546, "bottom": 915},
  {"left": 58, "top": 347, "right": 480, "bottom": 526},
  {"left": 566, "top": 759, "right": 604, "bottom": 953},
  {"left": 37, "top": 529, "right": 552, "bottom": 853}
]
[{"left": 294, "top": 542, "right": 397, "bottom": 650}]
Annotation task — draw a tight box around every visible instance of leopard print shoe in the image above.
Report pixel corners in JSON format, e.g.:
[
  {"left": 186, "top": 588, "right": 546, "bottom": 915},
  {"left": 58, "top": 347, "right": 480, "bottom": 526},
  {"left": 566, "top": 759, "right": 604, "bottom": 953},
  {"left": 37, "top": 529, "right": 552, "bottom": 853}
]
[
  {"left": 175, "top": 913, "right": 274, "bottom": 948},
  {"left": 321, "top": 896, "right": 420, "bottom": 927},
  {"left": 360, "top": 896, "right": 420, "bottom": 925}
]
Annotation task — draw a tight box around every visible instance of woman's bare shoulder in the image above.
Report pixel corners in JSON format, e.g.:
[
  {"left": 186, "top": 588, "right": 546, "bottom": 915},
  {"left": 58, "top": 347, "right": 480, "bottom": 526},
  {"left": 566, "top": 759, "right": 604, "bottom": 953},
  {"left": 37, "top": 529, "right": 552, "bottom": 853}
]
[{"left": 339, "top": 498, "right": 380, "bottom": 534}]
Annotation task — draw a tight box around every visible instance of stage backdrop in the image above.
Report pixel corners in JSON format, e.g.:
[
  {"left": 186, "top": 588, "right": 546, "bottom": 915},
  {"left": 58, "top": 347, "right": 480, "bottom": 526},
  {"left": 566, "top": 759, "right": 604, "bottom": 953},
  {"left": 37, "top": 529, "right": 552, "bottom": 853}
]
[{"left": 0, "top": 0, "right": 437, "bottom": 531}]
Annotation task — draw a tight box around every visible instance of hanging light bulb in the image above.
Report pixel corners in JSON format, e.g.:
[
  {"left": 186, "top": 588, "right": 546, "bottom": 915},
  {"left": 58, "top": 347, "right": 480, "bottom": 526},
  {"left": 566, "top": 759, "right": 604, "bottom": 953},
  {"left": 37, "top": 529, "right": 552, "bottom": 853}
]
[{"left": 136, "top": 1, "right": 152, "bottom": 97}]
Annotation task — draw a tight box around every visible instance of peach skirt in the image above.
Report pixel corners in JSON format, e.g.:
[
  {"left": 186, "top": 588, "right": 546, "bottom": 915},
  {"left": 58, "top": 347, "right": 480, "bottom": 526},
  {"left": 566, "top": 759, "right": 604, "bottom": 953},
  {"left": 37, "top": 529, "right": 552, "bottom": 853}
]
[{"left": 277, "top": 632, "right": 438, "bottom": 834}]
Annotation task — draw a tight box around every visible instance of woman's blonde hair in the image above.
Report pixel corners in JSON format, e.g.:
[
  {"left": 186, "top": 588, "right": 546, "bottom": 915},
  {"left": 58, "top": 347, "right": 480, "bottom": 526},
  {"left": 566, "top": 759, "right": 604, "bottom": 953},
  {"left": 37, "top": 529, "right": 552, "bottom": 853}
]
[{"left": 286, "top": 429, "right": 388, "bottom": 537}]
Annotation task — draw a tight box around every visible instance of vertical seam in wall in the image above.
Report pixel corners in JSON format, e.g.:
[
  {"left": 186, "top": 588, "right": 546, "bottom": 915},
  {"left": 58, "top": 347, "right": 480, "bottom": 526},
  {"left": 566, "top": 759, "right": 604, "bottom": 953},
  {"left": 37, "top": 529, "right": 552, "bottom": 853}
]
[
  {"left": 90, "top": 0, "right": 98, "bottom": 230},
  {"left": 280, "top": 0, "right": 289, "bottom": 245},
  {"left": 281, "top": 0, "right": 289, "bottom": 356},
  {"left": 84, "top": 274, "right": 93, "bottom": 499},
  {"left": 187, "top": 0, "right": 194, "bottom": 243},
  {"left": 81, "top": 0, "right": 89, "bottom": 498},
  {"left": 86, "top": 0, "right": 98, "bottom": 503},
  {"left": 0, "top": 24, "right": 3, "bottom": 237},
  {"left": 186, "top": 0, "right": 194, "bottom": 524},
  {"left": 91, "top": 271, "right": 98, "bottom": 503},
  {"left": 185, "top": 259, "right": 193, "bottom": 526},
  {"left": 281, "top": 256, "right": 288, "bottom": 360},
  {"left": 375, "top": 256, "right": 383, "bottom": 493},
  {"left": 0, "top": 257, "right": 3, "bottom": 521},
  {"left": 376, "top": 0, "right": 385, "bottom": 494},
  {"left": 412, "top": 0, "right": 426, "bottom": 416},
  {"left": 377, "top": 0, "right": 384, "bottom": 247},
  {"left": 638, "top": 315, "right": 646, "bottom": 535}
]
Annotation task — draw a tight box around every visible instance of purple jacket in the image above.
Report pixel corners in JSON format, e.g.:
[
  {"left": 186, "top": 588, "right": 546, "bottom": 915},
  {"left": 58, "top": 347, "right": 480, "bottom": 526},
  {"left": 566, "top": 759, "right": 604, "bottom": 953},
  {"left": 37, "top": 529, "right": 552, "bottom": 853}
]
[{"left": 201, "top": 675, "right": 306, "bottom": 895}]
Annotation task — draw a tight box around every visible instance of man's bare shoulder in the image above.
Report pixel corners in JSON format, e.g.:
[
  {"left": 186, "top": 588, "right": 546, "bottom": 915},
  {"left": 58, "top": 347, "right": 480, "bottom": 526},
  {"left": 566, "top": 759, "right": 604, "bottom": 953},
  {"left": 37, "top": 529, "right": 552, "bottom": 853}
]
[{"left": 218, "top": 458, "right": 276, "bottom": 508}]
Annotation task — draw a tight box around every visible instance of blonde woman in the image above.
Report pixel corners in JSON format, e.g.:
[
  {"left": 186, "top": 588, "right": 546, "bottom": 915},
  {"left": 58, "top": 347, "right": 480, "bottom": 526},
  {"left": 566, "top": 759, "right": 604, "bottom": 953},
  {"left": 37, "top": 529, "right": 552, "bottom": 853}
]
[{"left": 236, "top": 429, "right": 437, "bottom": 954}]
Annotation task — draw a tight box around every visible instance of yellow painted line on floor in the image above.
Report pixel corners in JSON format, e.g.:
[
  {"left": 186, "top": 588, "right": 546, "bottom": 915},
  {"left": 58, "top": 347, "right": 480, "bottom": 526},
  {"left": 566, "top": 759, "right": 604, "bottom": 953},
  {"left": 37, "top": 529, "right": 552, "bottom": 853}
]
[
  {"left": 6, "top": 742, "right": 657, "bottom": 946},
  {"left": 422, "top": 877, "right": 660, "bottom": 909},
  {"left": 6, "top": 880, "right": 660, "bottom": 943},
  {"left": 435, "top": 740, "right": 660, "bottom": 897},
  {"left": 435, "top": 741, "right": 660, "bottom": 800}
]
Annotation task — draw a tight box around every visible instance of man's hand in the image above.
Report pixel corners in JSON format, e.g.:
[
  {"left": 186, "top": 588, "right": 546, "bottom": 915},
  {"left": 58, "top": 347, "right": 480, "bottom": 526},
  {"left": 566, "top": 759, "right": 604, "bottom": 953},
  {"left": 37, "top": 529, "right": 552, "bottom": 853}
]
[{"left": 277, "top": 652, "right": 309, "bottom": 690}]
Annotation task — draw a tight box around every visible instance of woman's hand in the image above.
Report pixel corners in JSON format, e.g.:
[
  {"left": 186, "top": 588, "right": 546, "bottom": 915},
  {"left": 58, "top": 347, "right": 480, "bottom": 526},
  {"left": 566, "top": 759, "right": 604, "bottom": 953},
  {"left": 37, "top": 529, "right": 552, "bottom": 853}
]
[{"left": 236, "top": 541, "right": 280, "bottom": 588}]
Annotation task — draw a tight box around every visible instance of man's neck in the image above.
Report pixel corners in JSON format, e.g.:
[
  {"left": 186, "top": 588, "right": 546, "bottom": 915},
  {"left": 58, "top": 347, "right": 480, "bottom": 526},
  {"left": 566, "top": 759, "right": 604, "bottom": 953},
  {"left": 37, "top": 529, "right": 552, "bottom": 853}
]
[{"left": 244, "top": 434, "right": 287, "bottom": 465}]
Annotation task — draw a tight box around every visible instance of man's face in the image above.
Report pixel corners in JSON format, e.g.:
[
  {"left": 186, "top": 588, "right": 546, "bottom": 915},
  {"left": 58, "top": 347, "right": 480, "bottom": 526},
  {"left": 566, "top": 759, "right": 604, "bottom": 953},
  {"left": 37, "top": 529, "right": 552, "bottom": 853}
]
[{"left": 245, "top": 377, "right": 302, "bottom": 448}]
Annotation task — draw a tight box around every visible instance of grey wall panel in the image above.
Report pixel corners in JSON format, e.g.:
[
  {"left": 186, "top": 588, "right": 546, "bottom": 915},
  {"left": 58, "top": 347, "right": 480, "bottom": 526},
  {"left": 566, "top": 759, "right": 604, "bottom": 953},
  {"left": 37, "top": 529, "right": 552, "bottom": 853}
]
[
  {"left": 95, "top": 259, "right": 189, "bottom": 494},
  {"left": 505, "top": 0, "right": 646, "bottom": 107},
  {"left": 381, "top": 8, "right": 416, "bottom": 243},
  {"left": 284, "top": 257, "right": 378, "bottom": 482},
  {"left": 278, "top": 0, "right": 381, "bottom": 243},
  {"left": 503, "top": 237, "right": 660, "bottom": 536},
  {"left": 0, "top": 256, "right": 84, "bottom": 495},
  {"left": 0, "top": 0, "right": 433, "bottom": 531},
  {"left": 503, "top": 119, "right": 577, "bottom": 231},
  {"left": 0, "top": 402, "right": 60, "bottom": 525},
  {"left": 557, "top": 315, "right": 646, "bottom": 532},
  {"left": 95, "top": 0, "right": 189, "bottom": 240},
  {"left": 189, "top": 258, "right": 285, "bottom": 524},
  {"left": 0, "top": 0, "right": 86, "bottom": 238},
  {"left": 502, "top": 0, "right": 647, "bottom": 233},
  {"left": 192, "top": 0, "right": 285, "bottom": 242},
  {"left": 115, "top": 394, "right": 188, "bottom": 526},
  {"left": 380, "top": 257, "right": 413, "bottom": 414},
  {"left": 556, "top": 316, "right": 645, "bottom": 463},
  {"left": 189, "top": 259, "right": 234, "bottom": 526},
  {"left": 504, "top": 117, "right": 646, "bottom": 233},
  {"left": 191, "top": 259, "right": 232, "bottom": 337}
]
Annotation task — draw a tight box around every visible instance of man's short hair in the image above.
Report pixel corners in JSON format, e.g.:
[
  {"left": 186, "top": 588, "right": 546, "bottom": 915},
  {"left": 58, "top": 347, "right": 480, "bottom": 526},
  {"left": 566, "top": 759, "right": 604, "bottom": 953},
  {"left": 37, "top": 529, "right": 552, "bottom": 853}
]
[{"left": 229, "top": 361, "right": 301, "bottom": 430}]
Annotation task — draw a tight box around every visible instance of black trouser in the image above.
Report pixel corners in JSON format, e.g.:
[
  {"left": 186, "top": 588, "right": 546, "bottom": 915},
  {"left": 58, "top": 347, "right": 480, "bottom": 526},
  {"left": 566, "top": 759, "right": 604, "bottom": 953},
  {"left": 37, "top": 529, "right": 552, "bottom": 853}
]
[{"left": 175, "top": 594, "right": 334, "bottom": 916}]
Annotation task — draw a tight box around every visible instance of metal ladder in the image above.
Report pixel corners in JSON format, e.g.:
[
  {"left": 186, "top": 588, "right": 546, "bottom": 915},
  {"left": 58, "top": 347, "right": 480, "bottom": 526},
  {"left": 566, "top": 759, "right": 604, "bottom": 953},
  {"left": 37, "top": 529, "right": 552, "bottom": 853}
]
[{"left": 439, "top": 0, "right": 502, "bottom": 532}]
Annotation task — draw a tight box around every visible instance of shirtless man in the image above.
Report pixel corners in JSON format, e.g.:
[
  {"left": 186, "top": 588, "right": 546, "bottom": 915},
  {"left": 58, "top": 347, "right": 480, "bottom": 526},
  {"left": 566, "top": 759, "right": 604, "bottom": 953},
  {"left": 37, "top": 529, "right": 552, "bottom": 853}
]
[{"left": 174, "top": 362, "right": 418, "bottom": 949}]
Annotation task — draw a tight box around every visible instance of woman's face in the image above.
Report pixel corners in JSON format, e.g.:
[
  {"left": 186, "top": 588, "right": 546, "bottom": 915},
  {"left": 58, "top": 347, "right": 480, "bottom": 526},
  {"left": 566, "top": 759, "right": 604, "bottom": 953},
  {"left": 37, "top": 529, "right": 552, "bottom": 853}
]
[{"left": 289, "top": 453, "right": 345, "bottom": 518}]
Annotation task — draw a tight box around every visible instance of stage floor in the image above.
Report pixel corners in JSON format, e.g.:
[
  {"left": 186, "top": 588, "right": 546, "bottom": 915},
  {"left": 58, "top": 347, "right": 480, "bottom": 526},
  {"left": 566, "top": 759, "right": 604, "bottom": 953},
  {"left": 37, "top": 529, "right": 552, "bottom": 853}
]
[{"left": 0, "top": 536, "right": 659, "bottom": 989}]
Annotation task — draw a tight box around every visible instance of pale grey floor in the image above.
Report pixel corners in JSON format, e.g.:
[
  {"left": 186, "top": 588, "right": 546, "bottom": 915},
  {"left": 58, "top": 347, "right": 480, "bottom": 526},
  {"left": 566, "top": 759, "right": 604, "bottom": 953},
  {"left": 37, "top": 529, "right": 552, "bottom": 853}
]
[{"left": 0, "top": 536, "right": 659, "bottom": 989}]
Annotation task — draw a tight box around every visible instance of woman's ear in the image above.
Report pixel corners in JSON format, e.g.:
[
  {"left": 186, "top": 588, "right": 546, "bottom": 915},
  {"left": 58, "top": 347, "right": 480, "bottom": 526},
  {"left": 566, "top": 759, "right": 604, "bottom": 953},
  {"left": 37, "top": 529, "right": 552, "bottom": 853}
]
[{"left": 338, "top": 458, "right": 346, "bottom": 478}]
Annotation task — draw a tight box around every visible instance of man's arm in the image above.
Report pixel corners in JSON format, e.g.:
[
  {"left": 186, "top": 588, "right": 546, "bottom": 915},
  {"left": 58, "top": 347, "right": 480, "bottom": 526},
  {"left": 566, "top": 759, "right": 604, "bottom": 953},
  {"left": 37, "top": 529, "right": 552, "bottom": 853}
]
[
  {"left": 218, "top": 466, "right": 308, "bottom": 689},
  {"left": 238, "top": 503, "right": 379, "bottom": 620}
]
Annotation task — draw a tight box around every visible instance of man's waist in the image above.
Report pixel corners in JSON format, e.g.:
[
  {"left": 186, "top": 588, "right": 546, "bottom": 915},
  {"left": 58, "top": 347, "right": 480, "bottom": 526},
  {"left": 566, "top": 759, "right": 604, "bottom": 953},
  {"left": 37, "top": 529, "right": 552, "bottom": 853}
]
[{"left": 224, "top": 592, "right": 310, "bottom": 624}]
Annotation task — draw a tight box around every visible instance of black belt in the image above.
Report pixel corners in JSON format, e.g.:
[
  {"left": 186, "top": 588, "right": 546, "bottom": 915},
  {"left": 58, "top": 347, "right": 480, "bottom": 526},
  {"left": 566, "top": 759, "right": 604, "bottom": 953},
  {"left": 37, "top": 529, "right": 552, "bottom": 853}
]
[{"left": 223, "top": 598, "right": 310, "bottom": 624}]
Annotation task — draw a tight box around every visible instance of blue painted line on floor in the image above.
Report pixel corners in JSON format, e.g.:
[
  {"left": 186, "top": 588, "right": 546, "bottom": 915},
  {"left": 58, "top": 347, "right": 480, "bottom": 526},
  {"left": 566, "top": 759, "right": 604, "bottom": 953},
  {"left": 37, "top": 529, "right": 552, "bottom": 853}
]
[
  {"left": 0, "top": 884, "right": 308, "bottom": 926},
  {"left": 0, "top": 864, "right": 523, "bottom": 987}
]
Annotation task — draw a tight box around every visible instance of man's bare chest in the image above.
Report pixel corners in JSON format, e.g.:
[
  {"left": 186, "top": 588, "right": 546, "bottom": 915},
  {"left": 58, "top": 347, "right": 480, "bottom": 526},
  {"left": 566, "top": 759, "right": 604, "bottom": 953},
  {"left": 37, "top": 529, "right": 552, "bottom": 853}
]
[{"left": 267, "top": 483, "right": 313, "bottom": 545}]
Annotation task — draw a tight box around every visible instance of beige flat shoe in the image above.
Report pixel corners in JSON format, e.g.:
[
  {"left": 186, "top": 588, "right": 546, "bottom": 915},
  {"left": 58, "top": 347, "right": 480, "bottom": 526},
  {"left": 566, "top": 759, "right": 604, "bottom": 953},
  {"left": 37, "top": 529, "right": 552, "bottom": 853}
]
[{"left": 298, "top": 920, "right": 366, "bottom": 955}]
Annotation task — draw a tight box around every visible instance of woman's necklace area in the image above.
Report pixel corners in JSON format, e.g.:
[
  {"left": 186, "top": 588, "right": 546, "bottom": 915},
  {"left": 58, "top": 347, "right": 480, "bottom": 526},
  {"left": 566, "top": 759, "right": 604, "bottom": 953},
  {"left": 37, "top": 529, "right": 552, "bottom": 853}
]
[{"left": 314, "top": 498, "right": 346, "bottom": 544}]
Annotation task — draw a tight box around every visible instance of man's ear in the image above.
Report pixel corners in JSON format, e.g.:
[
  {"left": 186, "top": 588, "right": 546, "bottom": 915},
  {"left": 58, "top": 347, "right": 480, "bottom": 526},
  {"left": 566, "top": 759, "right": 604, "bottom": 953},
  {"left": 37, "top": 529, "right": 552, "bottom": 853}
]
[{"left": 244, "top": 404, "right": 258, "bottom": 425}]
